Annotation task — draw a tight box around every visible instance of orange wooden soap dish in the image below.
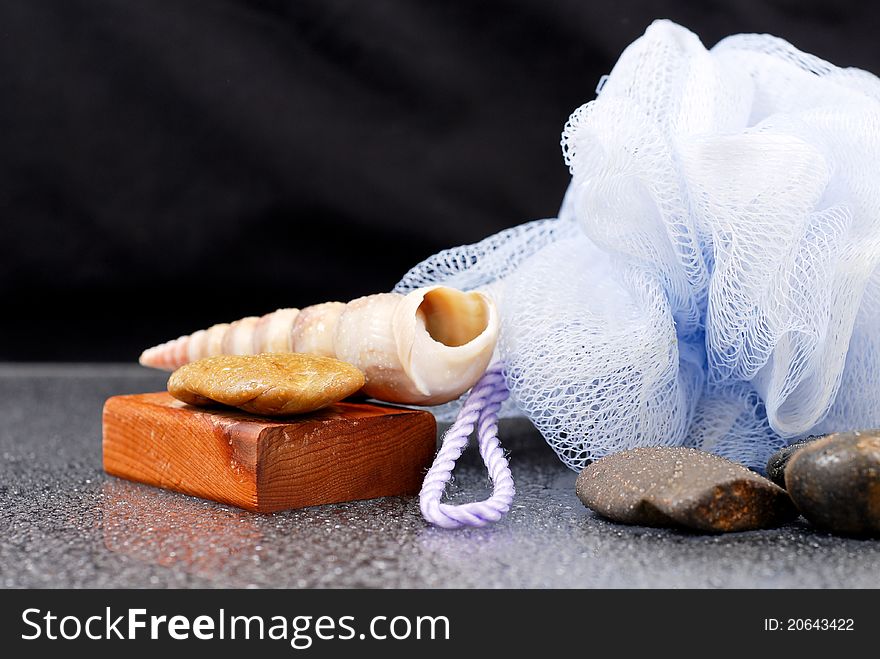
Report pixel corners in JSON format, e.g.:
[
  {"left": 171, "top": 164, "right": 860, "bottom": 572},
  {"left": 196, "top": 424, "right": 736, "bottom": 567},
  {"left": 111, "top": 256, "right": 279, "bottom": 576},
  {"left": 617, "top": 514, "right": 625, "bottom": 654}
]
[{"left": 102, "top": 392, "right": 437, "bottom": 512}]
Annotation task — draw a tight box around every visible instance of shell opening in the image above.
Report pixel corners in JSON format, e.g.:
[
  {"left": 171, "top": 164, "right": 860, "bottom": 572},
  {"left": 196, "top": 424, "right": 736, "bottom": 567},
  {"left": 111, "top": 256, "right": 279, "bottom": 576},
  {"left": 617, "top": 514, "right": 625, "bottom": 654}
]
[{"left": 417, "top": 288, "right": 491, "bottom": 347}]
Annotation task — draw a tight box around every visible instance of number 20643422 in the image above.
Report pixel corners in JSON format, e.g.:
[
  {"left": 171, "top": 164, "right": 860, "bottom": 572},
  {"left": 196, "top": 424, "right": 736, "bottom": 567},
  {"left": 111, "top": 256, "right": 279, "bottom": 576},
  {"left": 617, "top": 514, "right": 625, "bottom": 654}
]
[{"left": 763, "top": 619, "right": 854, "bottom": 631}]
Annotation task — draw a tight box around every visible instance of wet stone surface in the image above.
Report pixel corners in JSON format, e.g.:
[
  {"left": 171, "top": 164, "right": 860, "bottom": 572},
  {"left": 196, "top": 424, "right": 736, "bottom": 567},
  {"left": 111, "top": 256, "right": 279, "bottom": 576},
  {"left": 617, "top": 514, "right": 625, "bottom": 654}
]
[
  {"left": 2, "top": 364, "right": 880, "bottom": 588},
  {"left": 576, "top": 447, "right": 798, "bottom": 533},
  {"left": 785, "top": 431, "right": 880, "bottom": 537},
  {"left": 167, "top": 353, "right": 365, "bottom": 416},
  {"left": 766, "top": 437, "right": 820, "bottom": 488}
]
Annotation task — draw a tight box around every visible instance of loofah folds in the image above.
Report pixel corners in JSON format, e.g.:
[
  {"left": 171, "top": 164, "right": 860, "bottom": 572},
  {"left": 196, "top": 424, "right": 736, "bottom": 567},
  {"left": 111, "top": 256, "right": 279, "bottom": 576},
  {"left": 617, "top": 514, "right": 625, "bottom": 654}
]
[{"left": 396, "top": 20, "right": 880, "bottom": 472}]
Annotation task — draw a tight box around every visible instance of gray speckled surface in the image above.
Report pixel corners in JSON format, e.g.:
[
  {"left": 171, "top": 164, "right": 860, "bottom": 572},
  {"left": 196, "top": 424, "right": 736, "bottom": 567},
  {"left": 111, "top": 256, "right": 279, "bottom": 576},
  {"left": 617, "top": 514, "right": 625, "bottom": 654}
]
[{"left": 1, "top": 363, "right": 878, "bottom": 588}]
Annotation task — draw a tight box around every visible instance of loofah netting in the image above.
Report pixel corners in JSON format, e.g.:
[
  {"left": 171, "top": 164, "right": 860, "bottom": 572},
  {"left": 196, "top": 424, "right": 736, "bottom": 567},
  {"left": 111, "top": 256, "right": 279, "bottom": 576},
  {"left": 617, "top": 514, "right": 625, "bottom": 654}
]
[{"left": 396, "top": 20, "right": 880, "bottom": 473}]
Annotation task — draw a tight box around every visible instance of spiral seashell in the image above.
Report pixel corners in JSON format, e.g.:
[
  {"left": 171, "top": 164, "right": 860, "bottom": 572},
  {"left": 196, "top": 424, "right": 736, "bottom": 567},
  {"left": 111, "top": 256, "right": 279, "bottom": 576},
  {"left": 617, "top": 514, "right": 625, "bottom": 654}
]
[
  {"left": 204, "top": 323, "right": 230, "bottom": 357},
  {"left": 138, "top": 286, "right": 499, "bottom": 406},
  {"left": 394, "top": 285, "right": 498, "bottom": 404},
  {"left": 290, "top": 302, "right": 346, "bottom": 358},
  {"left": 222, "top": 316, "right": 260, "bottom": 355},
  {"left": 252, "top": 307, "right": 300, "bottom": 354}
]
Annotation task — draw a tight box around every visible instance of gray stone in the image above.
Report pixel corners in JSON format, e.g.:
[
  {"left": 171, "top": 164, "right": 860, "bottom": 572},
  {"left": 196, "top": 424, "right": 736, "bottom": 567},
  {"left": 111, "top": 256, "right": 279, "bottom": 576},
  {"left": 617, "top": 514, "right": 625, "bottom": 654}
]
[
  {"left": 766, "top": 437, "right": 820, "bottom": 487},
  {"left": 576, "top": 446, "right": 798, "bottom": 533},
  {"left": 785, "top": 431, "right": 880, "bottom": 536}
]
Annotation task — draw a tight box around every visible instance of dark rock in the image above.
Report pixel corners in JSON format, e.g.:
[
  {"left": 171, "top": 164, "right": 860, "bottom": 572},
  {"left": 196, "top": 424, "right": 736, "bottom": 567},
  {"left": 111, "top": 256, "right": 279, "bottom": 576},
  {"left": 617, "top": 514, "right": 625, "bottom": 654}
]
[
  {"left": 785, "top": 431, "right": 880, "bottom": 536},
  {"left": 576, "top": 446, "right": 798, "bottom": 533},
  {"left": 766, "top": 436, "right": 821, "bottom": 487}
]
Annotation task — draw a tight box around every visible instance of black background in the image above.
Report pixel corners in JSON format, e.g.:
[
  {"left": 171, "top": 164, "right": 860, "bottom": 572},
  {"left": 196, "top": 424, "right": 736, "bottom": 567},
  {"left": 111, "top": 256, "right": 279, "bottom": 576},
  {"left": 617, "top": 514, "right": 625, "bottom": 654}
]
[{"left": 1, "top": 0, "right": 877, "bottom": 361}]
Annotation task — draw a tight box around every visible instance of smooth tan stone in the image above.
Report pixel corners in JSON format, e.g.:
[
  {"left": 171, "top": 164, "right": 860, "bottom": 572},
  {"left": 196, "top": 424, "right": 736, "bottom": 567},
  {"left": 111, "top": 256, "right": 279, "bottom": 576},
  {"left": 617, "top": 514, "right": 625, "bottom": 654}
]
[{"left": 168, "top": 353, "right": 365, "bottom": 416}]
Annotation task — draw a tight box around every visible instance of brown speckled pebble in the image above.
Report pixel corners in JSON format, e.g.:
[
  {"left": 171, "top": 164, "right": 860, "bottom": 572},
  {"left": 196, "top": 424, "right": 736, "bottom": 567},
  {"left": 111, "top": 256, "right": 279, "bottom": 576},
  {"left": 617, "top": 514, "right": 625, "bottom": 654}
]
[
  {"left": 576, "top": 446, "right": 798, "bottom": 533},
  {"left": 785, "top": 431, "right": 880, "bottom": 536},
  {"left": 167, "top": 353, "right": 365, "bottom": 416},
  {"left": 766, "top": 438, "right": 819, "bottom": 488}
]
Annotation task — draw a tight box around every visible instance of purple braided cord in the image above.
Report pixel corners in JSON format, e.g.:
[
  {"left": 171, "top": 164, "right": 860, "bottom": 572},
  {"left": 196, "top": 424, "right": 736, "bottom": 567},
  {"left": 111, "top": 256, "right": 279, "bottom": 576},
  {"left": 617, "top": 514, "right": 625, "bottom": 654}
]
[{"left": 419, "top": 363, "right": 514, "bottom": 529}]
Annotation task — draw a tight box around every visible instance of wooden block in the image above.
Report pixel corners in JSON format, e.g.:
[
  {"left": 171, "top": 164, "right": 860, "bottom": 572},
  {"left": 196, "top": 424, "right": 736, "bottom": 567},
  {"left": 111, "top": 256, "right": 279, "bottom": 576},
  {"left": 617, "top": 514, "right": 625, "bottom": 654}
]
[{"left": 102, "top": 392, "right": 437, "bottom": 512}]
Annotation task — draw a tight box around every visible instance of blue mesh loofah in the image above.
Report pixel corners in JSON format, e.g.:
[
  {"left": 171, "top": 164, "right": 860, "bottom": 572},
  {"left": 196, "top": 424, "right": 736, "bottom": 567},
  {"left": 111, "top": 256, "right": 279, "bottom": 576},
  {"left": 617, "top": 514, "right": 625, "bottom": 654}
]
[{"left": 396, "top": 20, "right": 880, "bottom": 472}]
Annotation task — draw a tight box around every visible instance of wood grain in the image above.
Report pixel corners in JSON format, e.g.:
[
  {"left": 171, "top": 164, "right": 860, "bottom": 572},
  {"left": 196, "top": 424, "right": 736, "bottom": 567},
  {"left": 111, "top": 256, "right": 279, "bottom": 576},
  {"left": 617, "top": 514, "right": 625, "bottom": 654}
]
[{"left": 102, "top": 392, "right": 437, "bottom": 512}]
